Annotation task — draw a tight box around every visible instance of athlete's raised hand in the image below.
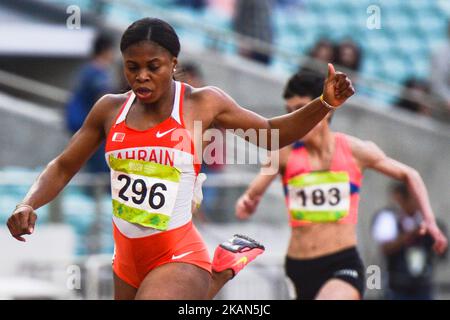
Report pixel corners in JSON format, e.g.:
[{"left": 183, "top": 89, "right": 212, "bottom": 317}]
[
  {"left": 235, "top": 194, "right": 261, "bottom": 220},
  {"left": 7, "top": 205, "right": 37, "bottom": 242},
  {"left": 419, "top": 221, "right": 448, "bottom": 255},
  {"left": 322, "top": 63, "right": 355, "bottom": 108}
]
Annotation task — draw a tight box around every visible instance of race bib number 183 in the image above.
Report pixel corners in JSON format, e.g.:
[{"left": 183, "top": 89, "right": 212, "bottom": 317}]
[{"left": 287, "top": 171, "right": 350, "bottom": 222}]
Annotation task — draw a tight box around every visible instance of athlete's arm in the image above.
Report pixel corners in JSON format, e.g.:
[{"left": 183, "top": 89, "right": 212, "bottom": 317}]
[
  {"left": 351, "top": 137, "right": 448, "bottom": 254},
  {"left": 235, "top": 172, "right": 278, "bottom": 220},
  {"left": 6, "top": 95, "right": 114, "bottom": 241},
  {"left": 235, "top": 148, "right": 289, "bottom": 220},
  {"left": 208, "top": 64, "right": 355, "bottom": 150}
]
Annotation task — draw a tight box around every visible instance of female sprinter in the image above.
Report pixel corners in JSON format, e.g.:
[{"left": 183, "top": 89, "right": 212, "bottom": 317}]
[
  {"left": 235, "top": 71, "right": 447, "bottom": 300},
  {"left": 6, "top": 18, "right": 355, "bottom": 299}
]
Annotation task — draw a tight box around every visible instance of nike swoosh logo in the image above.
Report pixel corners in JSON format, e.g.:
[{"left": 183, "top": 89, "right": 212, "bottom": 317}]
[
  {"left": 172, "top": 251, "right": 194, "bottom": 260},
  {"left": 156, "top": 128, "right": 176, "bottom": 138},
  {"left": 232, "top": 256, "right": 248, "bottom": 266}
]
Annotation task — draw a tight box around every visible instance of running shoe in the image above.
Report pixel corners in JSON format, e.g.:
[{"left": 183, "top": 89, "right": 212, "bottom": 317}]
[{"left": 212, "top": 234, "right": 265, "bottom": 277}]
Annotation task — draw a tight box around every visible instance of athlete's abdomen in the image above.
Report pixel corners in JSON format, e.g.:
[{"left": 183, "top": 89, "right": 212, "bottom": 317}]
[{"left": 287, "top": 224, "right": 357, "bottom": 259}]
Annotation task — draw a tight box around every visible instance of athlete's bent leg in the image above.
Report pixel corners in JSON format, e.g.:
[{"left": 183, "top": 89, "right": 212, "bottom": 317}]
[
  {"left": 207, "top": 270, "right": 233, "bottom": 299},
  {"left": 114, "top": 272, "right": 138, "bottom": 300},
  {"left": 315, "top": 279, "right": 361, "bottom": 300},
  {"left": 135, "top": 262, "right": 211, "bottom": 300},
  {"left": 207, "top": 234, "right": 265, "bottom": 299}
]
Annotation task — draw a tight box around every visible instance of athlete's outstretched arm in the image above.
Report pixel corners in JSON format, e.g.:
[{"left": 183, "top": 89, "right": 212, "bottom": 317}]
[
  {"left": 235, "top": 171, "right": 278, "bottom": 220},
  {"left": 352, "top": 138, "right": 448, "bottom": 254},
  {"left": 235, "top": 148, "right": 289, "bottom": 220},
  {"left": 210, "top": 64, "right": 354, "bottom": 150},
  {"left": 6, "top": 95, "right": 111, "bottom": 241}
]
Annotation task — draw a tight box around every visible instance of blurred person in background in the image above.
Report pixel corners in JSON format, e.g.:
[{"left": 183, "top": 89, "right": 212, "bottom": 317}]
[
  {"left": 299, "top": 38, "right": 336, "bottom": 76},
  {"left": 395, "top": 78, "right": 432, "bottom": 116},
  {"left": 176, "top": 62, "right": 226, "bottom": 222},
  {"left": 372, "top": 182, "right": 448, "bottom": 300},
  {"left": 336, "top": 39, "right": 362, "bottom": 73},
  {"left": 335, "top": 39, "right": 362, "bottom": 86},
  {"left": 176, "top": 62, "right": 204, "bottom": 88},
  {"left": 430, "top": 20, "right": 450, "bottom": 114},
  {"left": 235, "top": 71, "right": 448, "bottom": 300},
  {"left": 232, "top": 0, "right": 274, "bottom": 65},
  {"left": 175, "top": 0, "right": 206, "bottom": 10},
  {"left": 65, "top": 32, "right": 116, "bottom": 176},
  {"left": 276, "top": 0, "right": 304, "bottom": 8}
]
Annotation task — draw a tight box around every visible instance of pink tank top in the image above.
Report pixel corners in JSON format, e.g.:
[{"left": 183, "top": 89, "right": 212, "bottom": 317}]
[{"left": 282, "top": 133, "right": 362, "bottom": 227}]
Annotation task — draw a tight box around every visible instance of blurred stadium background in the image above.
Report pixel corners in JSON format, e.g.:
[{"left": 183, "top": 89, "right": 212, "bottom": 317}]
[{"left": 0, "top": 0, "right": 449, "bottom": 299}]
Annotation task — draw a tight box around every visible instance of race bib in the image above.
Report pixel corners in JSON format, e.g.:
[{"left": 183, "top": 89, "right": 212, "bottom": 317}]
[
  {"left": 109, "top": 156, "right": 181, "bottom": 231},
  {"left": 287, "top": 171, "right": 350, "bottom": 222}
]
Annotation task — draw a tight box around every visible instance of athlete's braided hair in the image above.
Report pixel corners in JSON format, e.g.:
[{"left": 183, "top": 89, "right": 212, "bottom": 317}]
[{"left": 120, "top": 17, "right": 180, "bottom": 57}]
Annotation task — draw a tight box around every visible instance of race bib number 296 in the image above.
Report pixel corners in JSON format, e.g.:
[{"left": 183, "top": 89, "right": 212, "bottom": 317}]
[
  {"left": 109, "top": 156, "right": 181, "bottom": 230},
  {"left": 288, "top": 171, "right": 351, "bottom": 222}
]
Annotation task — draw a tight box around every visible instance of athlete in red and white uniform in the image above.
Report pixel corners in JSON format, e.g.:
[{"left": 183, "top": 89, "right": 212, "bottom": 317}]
[
  {"left": 105, "top": 81, "right": 213, "bottom": 288},
  {"left": 6, "top": 18, "right": 356, "bottom": 299}
]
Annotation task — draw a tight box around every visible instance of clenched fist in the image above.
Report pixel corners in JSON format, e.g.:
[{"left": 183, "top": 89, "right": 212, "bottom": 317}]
[
  {"left": 7, "top": 205, "right": 37, "bottom": 242},
  {"left": 235, "top": 194, "right": 261, "bottom": 220}
]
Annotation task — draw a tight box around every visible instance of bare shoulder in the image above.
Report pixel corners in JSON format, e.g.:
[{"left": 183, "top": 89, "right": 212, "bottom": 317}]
[
  {"left": 186, "top": 85, "right": 231, "bottom": 107},
  {"left": 345, "top": 134, "right": 385, "bottom": 167},
  {"left": 345, "top": 134, "right": 368, "bottom": 152},
  {"left": 93, "top": 92, "right": 129, "bottom": 118},
  {"left": 85, "top": 92, "right": 131, "bottom": 132},
  {"left": 183, "top": 85, "right": 235, "bottom": 126},
  {"left": 92, "top": 92, "right": 129, "bottom": 114}
]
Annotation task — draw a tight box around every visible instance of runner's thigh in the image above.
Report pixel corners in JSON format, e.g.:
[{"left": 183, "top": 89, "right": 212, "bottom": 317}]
[
  {"left": 135, "top": 262, "right": 211, "bottom": 300},
  {"left": 315, "top": 279, "right": 360, "bottom": 300}
]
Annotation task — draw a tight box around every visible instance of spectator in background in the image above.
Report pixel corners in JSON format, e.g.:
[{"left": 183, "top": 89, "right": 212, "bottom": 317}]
[
  {"left": 232, "top": 0, "right": 274, "bottom": 65},
  {"left": 430, "top": 20, "right": 450, "bottom": 113},
  {"left": 65, "top": 32, "right": 116, "bottom": 175},
  {"left": 299, "top": 38, "right": 336, "bottom": 75},
  {"left": 335, "top": 39, "right": 362, "bottom": 86},
  {"left": 176, "top": 62, "right": 205, "bottom": 88},
  {"left": 309, "top": 39, "right": 335, "bottom": 63},
  {"left": 336, "top": 39, "right": 362, "bottom": 72},
  {"left": 175, "top": 0, "right": 206, "bottom": 10},
  {"left": 395, "top": 78, "right": 432, "bottom": 116},
  {"left": 276, "top": 0, "right": 304, "bottom": 8},
  {"left": 372, "top": 182, "right": 448, "bottom": 300}
]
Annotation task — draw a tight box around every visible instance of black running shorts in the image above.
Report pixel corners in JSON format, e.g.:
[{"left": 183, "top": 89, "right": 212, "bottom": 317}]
[{"left": 284, "top": 247, "right": 365, "bottom": 300}]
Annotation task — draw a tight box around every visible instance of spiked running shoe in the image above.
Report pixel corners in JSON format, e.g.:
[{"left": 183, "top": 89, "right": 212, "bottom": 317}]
[{"left": 212, "top": 234, "right": 265, "bottom": 277}]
